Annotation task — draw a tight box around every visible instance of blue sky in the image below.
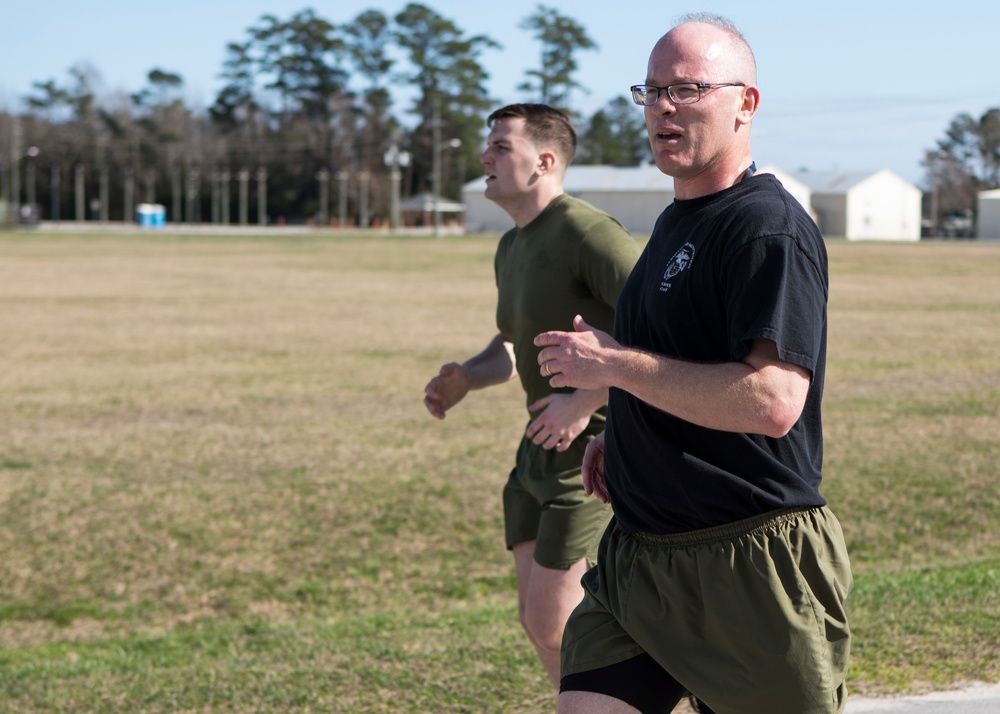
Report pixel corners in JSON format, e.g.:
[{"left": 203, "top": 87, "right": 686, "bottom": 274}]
[{"left": 3, "top": 0, "right": 998, "bottom": 186}]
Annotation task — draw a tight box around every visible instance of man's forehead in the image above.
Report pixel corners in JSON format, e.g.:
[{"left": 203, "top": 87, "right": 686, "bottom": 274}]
[
  {"left": 647, "top": 25, "right": 728, "bottom": 78},
  {"left": 488, "top": 117, "right": 527, "bottom": 142}
]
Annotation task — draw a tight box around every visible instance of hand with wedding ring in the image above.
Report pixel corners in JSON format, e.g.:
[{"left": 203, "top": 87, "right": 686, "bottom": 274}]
[{"left": 534, "top": 314, "right": 622, "bottom": 391}]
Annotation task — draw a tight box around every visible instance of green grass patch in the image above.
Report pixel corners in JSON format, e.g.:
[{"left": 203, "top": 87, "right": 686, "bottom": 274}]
[
  {"left": 0, "top": 232, "right": 998, "bottom": 709},
  {"left": 848, "top": 560, "right": 1000, "bottom": 694},
  {"left": 0, "top": 607, "right": 553, "bottom": 713}
]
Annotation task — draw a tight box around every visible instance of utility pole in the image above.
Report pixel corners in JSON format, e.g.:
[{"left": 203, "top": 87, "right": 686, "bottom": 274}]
[
  {"left": 122, "top": 166, "right": 135, "bottom": 223},
  {"left": 186, "top": 168, "right": 200, "bottom": 224},
  {"left": 316, "top": 169, "right": 329, "bottom": 226},
  {"left": 0, "top": 121, "right": 35, "bottom": 226},
  {"left": 51, "top": 164, "right": 60, "bottom": 222},
  {"left": 256, "top": 168, "right": 267, "bottom": 225},
  {"left": 359, "top": 171, "right": 370, "bottom": 229},
  {"left": 171, "top": 168, "right": 181, "bottom": 223},
  {"left": 8, "top": 118, "right": 21, "bottom": 227},
  {"left": 432, "top": 103, "right": 441, "bottom": 237},
  {"left": 238, "top": 169, "right": 249, "bottom": 226},
  {"left": 221, "top": 169, "right": 230, "bottom": 225},
  {"left": 25, "top": 151, "right": 37, "bottom": 217},
  {"left": 337, "top": 170, "right": 348, "bottom": 228},
  {"left": 144, "top": 168, "right": 155, "bottom": 204},
  {"left": 210, "top": 170, "right": 219, "bottom": 224},
  {"left": 98, "top": 164, "right": 108, "bottom": 223},
  {"left": 1, "top": 149, "right": 9, "bottom": 228},
  {"left": 74, "top": 164, "right": 85, "bottom": 222}
]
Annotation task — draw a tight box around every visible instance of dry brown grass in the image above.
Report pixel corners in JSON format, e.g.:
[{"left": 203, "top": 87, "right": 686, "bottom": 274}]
[
  {"left": 822, "top": 241, "right": 1000, "bottom": 569},
  {"left": 0, "top": 233, "right": 524, "bottom": 652},
  {"left": 0, "top": 232, "right": 997, "bottom": 709}
]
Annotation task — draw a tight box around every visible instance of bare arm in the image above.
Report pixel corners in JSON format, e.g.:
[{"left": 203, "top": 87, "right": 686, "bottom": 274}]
[
  {"left": 534, "top": 315, "right": 811, "bottom": 438},
  {"left": 423, "top": 333, "right": 516, "bottom": 419}
]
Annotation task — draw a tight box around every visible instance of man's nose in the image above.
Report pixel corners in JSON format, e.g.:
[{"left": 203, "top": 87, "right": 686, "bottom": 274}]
[{"left": 650, "top": 93, "right": 676, "bottom": 114}]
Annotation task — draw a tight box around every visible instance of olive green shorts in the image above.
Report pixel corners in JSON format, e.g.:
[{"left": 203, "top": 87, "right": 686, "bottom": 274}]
[
  {"left": 503, "top": 430, "right": 612, "bottom": 570},
  {"left": 561, "top": 506, "right": 854, "bottom": 714}
]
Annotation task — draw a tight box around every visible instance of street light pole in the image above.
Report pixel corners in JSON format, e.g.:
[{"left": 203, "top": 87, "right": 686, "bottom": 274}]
[
  {"left": 25, "top": 149, "right": 38, "bottom": 217},
  {"left": 433, "top": 137, "right": 462, "bottom": 237},
  {"left": 384, "top": 144, "right": 411, "bottom": 233},
  {"left": 5, "top": 119, "right": 39, "bottom": 228},
  {"left": 7, "top": 119, "right": 19, "bottom": 228}
]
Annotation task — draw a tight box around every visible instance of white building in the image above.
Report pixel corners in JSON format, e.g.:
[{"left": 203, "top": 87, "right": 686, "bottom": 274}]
[
  {"left": 793, "top": 169, "right": 922, "bottom": 241},
  {"left": 462, "top": 164, "right": 673, "bottom": 236},
  {"left": 461, "top": 180, "right": 512, "bottom": 233},
  {"left": 463, "top": 164, "right": 923, "bottom": 242},
  {"left": 976, "top": 188, "right": 1000, "bottom": 240}
]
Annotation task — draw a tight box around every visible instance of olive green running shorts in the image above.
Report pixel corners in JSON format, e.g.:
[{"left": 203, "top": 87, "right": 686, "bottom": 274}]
[
  {"left": 503, "top": 428, "right": 612, "bottom": 570},
  {"left": 561, "top": 506, "right": 854, "bottom": 714}
]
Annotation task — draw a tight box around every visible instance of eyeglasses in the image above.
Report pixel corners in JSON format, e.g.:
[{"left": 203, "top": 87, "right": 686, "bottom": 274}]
[{"left": 630, "top": 82, "right": 746, "bottom": 106}]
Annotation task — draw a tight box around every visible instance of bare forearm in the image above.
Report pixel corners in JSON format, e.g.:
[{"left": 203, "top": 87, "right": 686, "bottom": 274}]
[
  {"left": 607, "top": 346, "right": 807, "bottom": 438},
  {"left": 462, "top": 333, "right": 517, "bottom": 390},
  {"left": 567, "top": 386, "right": 611, "bottom": 417},
  {"left": 536, "top": 318, "right": 810, "bottom": 438}
]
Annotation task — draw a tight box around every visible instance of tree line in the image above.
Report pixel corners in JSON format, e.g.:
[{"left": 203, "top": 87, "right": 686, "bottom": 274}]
[
  {"left": 0, "top": 3, "right": 646, "bottom": 227},
  {"left": 1, "top": 2, "right": 996, "bottom": 230},
  {"left": 922, "top": 108, "right": 1000, "bottom": 236}
]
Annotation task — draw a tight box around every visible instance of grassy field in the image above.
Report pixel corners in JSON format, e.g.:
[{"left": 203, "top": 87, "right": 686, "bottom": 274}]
[{"left": 0, "top": 230, "right": 997, "bottom": 712}]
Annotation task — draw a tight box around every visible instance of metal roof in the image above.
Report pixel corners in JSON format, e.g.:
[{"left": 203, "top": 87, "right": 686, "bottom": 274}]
[
  {"left": 561, "top": 164, "right": 674, "bottom": 192},
  {"left": 791, "top": 170, "right": 884, "bottom": 193},
  {"left": 465, "top": 165, "right": 918, "bottom": 196},
  {"left": 463, "top": 163, "right": 673, "bottom": 193}
]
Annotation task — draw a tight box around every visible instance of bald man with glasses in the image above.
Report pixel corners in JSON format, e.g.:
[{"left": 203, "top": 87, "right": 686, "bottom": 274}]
[{"left": 534, "top": 14, "right": 853, "bottom": 714}]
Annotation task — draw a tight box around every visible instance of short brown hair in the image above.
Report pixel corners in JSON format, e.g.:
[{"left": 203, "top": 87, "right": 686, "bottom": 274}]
[{"left": 487, "top": 103, "right": 577, "bottom": 166}]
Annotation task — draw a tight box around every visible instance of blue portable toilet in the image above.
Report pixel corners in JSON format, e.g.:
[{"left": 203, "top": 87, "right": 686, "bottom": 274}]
[{"left": 137, "top": 203, "right": 166, "bottom": 228}]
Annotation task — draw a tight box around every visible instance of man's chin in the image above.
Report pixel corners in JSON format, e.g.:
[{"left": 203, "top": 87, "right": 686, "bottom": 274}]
[{"left": 653, "top": 155, "right": 682, "bottom": 177}]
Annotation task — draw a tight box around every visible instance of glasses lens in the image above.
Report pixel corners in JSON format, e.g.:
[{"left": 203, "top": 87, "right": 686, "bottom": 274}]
[
  {"left": 668, "top": 84, "right": 701, "bottom": 104},
  {"left": 630, "top": 86, "right": 651, "bottom": 106}
]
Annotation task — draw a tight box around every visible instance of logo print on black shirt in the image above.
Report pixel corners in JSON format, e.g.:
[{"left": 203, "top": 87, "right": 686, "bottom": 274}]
[{"left": 660, "top": 242, "right": 695, "bottom": 292}]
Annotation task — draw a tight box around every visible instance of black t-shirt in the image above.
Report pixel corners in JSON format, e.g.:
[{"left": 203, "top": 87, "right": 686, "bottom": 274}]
[{"left": 605, "top": 174, "right": 829, "bottom": 534}]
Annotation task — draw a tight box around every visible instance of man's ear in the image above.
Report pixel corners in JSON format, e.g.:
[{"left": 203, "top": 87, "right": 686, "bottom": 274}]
[
  {"left": 737, "top": 85, "right": 760, "bottom": 126},
  {"left": 537, "top": 150, "right": 557, "bottom": 175}
]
